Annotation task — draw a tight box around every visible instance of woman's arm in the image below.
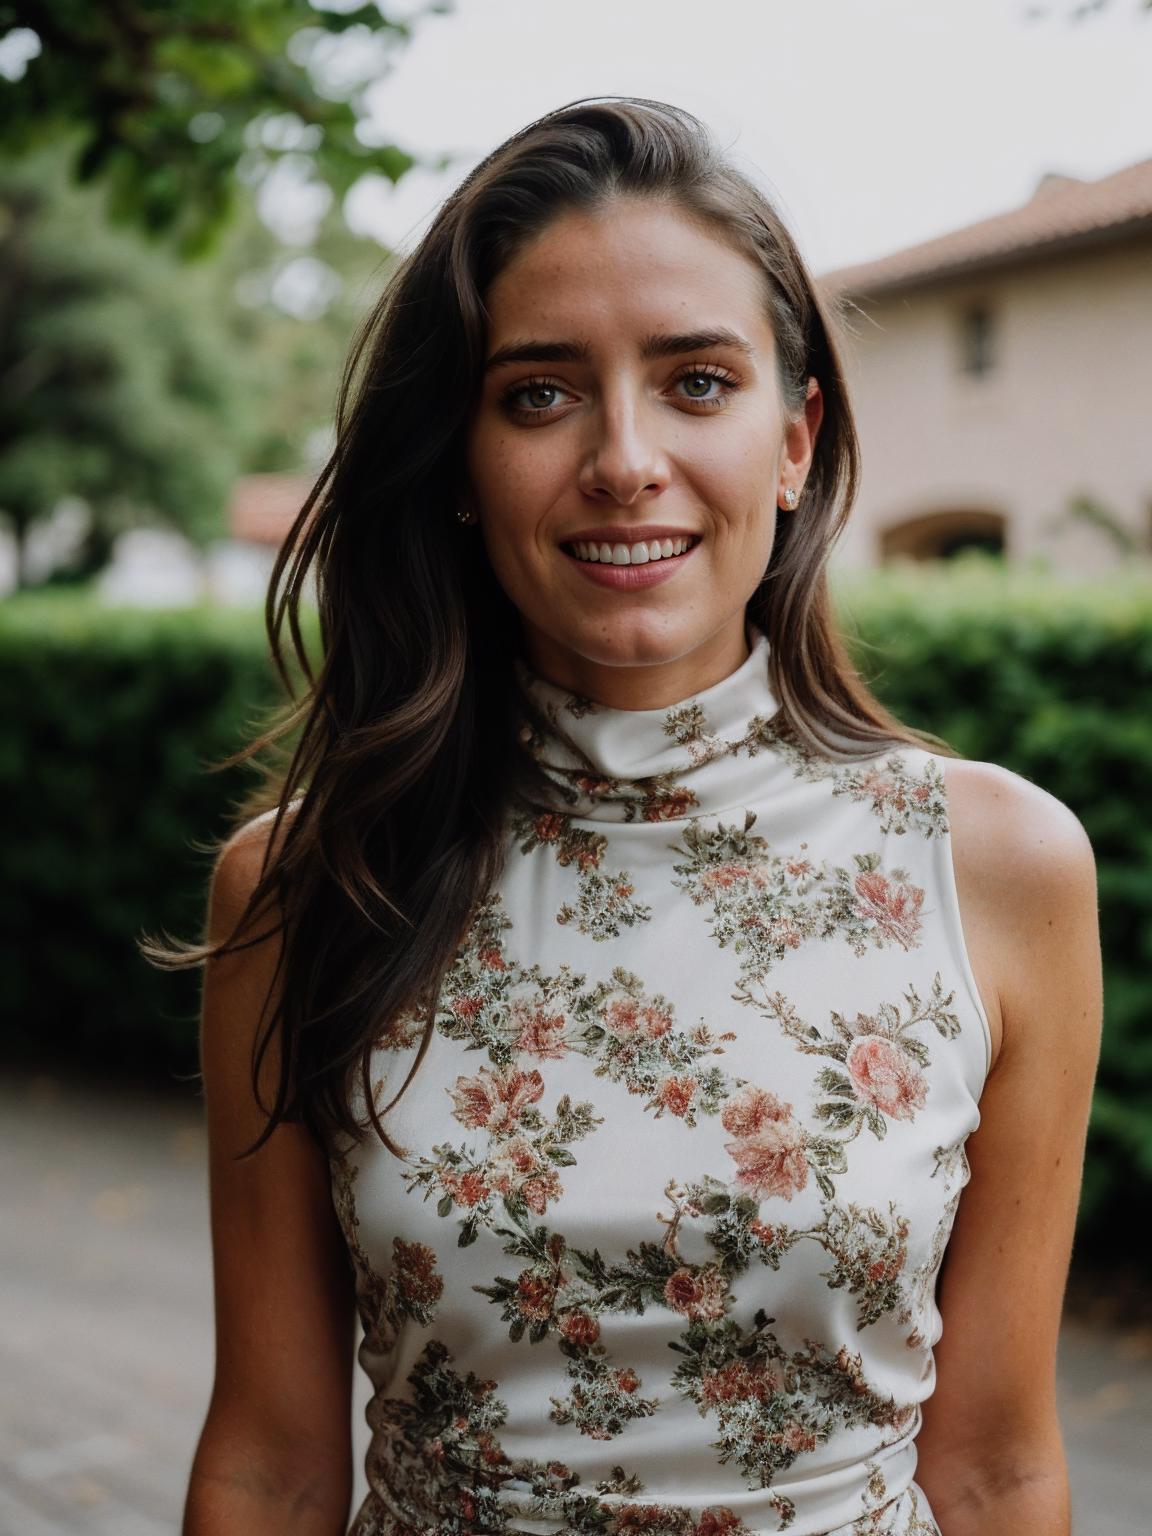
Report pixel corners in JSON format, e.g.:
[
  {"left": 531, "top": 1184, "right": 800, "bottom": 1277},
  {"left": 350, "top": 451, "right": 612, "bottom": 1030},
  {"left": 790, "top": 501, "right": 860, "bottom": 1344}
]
[
  {"left": 914, "top": 761, "right": 1103, "bottom": 1535},
  {"left": 184, "top": 813, "right": 357, "bottom": 1536}
]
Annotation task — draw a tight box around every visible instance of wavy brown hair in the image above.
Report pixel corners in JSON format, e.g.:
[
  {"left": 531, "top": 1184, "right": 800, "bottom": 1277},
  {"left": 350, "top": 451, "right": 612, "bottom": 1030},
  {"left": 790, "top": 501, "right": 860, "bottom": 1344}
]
[{"left": 140, "top": 95, "right": 958, "bottom": 1158}]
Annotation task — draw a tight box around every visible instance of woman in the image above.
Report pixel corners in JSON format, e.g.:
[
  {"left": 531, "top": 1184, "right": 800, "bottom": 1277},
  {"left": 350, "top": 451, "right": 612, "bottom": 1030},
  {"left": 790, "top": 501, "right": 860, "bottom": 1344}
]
[{"left": 154, "top": 98, "right": 1102, "bottom": 1536}]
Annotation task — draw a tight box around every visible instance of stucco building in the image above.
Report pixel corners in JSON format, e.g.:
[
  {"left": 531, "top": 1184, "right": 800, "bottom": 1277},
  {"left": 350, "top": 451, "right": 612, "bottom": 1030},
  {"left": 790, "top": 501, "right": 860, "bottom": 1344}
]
[{"left": 817, "top": 155, "right": 1152, "bottom": 575}]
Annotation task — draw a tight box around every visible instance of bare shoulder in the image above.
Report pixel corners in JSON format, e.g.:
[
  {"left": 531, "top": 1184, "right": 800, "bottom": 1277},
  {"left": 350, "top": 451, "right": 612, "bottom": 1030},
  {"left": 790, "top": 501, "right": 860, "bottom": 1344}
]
[
  {"left": 938, "top": 756, "right": 1099, "bottom": 1073},
  {"left": 203, "top": 800, "right": 303, "bottom": 1107},
  {"left": 940, "top": 755, "right": 1095, "bottom": 881},
  {"left": 211, "top": 801, "right": 300, "bottom": 929}
]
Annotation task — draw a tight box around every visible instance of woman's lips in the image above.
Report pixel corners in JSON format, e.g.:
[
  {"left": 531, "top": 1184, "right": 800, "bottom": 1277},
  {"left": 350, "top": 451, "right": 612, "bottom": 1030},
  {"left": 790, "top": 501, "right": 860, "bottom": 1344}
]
[{"left": 562, "top": 539, "right": 701, "bottom": 590}]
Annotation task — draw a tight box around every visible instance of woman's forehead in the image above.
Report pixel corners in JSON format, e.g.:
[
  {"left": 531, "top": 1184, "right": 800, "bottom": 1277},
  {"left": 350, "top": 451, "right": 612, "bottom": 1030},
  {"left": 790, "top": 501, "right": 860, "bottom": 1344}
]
[{"left": 485, "top": 205, "right": 774, "bottom": 352}]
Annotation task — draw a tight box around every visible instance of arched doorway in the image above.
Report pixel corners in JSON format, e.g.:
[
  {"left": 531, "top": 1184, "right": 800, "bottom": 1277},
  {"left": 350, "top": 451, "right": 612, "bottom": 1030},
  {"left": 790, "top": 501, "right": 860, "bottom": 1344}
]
[{"left": 879, "top": 509, "right": 1006, "bottom": 563}]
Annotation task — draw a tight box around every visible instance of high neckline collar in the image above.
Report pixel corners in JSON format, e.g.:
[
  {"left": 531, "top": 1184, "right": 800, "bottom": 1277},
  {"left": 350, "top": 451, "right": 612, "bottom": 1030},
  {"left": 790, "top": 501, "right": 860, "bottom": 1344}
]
[{"left": 511, "top": 626, "right": 783, "bottom": 823}]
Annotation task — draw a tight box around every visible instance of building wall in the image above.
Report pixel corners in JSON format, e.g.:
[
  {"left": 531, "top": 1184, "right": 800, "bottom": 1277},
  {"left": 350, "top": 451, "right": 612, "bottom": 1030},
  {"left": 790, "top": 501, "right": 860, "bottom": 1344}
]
[{"left": 825, "top": 234, "right": 1152, "bottom": 574}]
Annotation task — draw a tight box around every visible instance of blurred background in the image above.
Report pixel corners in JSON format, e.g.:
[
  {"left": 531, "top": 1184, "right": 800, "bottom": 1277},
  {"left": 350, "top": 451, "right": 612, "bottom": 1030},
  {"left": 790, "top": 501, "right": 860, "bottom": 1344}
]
[{"left": 2, "top": 1, "right": 1151, "bottom": 1531}]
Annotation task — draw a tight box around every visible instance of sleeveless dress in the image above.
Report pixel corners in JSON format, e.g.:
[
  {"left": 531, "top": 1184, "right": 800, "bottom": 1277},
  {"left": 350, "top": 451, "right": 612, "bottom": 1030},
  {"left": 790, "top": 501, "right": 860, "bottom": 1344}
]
[{"left": 329, "top": 624, "right": 993, "bottom": 1536}]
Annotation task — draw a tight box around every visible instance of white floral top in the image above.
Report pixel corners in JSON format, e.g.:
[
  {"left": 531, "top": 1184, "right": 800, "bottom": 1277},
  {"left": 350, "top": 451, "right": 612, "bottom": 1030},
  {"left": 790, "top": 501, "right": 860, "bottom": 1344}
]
[{"left": 330, "top": 624, "right": 992, "bottom": 1536}]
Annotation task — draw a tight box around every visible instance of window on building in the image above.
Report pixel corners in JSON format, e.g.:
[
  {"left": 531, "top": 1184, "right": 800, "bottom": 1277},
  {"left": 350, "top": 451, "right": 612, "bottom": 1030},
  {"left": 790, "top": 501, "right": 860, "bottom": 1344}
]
[{"left": 959, "top": 304, "right": 996, "bottom": 376}]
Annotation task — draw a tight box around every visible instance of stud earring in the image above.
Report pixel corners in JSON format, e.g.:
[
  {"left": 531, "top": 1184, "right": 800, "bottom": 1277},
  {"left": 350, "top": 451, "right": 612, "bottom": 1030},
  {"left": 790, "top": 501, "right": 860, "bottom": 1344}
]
[
  {"left": 781, "top": 486, "right": 799, "bottom": 510},
  {"left": 456, "top": 504, "right": 477, "bottom": 526}
]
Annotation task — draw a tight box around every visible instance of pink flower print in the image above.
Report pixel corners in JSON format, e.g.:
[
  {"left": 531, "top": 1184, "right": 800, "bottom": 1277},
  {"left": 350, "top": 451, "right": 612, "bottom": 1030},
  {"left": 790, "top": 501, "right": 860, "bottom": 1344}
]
[
  {"left": 696, "top": 1512, "right": 746, "bottom": 1536},
  {"left": 700, "top": 861, "right": 765, "bottom": 894},
  {"left": 604, "top": 997, "right": 641, "bottom": 1038},
  {"left": 392, "top": 1239, "right": 443, "bottom": 1309},
  {"left": 860, "top": 766, "right": 898, "bottom": 807},
  {"left": 487, "top": 1136, "right": 564, "bottom": 1214},
  {"left": 720, "top": 1083, "right": 793, "bottom": 1138},
  {"left": 764, "top": 913, "right": 804, "bottom": 951},
  {"left": 486, "top": 1134, "right": 538, "bottom": 1194},
  {"left": 854, "top": 869, "right": 924, "bottom": 948},
  {"left": 868, "top": 1253, "right": 906, "bottom": 1284},
  {"left": 698, "top": 1361, "right": 777, "bottom": 1406},
  {"left": 534, "top": 813, "right": 566, "bottom": 844},
  {"left": 847, "top": 1036, "right": 928, "bottom": 1122},
  {"left": 663, "top": 1265, "right": 729, "bottom": 1321},
  {"left": 726, "top": 1117, "right": 809, "bottom": 1202},
  {"left": 515, "top": 1270, "right": 556, "bottom": 1321},
  {"left": 559, "top": 1310, "right": 601, "bottom": 1346},
  {"left": 657, "top": 1075, "right": 697, "bottom": 1118},
  {"left": 576, "top": 773, "right": 616, "bottom": 800},
  {"left": 779, "top": 1421, "right": 818, "bottom": 1454},
  {"left": 612, "top": 1506, "right": 670, "bottom": 1534},
  {"left": 512, "top": 998, "right": 568, "bottom": 1059},
  {"left": 641, "top": 1004, "right": 673, "bottom": 1039},
  {"left": 521, "top": 1168, "right": 563, "bottom": 1214},
  {"left": 643, "top": 787, "right": 697, "bottom": 821},
  {"left": 443, "top": 1168, "right": 489, "bottom": 1208},
  {"left": 448, "top": 1064, "right": 545, "bottom": 1134}
]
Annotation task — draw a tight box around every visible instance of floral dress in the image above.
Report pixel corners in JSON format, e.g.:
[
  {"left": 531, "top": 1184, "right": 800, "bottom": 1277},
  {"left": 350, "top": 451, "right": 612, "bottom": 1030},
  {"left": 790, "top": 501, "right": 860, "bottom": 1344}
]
[{"left": 329, "top": 624, "right": 992, "bottom": 1536}]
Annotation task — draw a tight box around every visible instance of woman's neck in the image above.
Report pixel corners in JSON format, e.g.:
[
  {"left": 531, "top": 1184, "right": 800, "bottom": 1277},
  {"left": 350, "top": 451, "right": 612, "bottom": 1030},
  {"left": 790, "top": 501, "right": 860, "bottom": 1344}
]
[{"left": 518, "top": 614, "right": 754, "bottom": 712}]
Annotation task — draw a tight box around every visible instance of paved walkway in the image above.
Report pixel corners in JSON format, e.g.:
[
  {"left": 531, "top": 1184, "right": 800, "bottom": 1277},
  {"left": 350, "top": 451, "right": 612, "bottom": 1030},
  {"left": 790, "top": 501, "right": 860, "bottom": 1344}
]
[{"left": 2, "top": 1073, "right": 1149, "bottom": 1534}]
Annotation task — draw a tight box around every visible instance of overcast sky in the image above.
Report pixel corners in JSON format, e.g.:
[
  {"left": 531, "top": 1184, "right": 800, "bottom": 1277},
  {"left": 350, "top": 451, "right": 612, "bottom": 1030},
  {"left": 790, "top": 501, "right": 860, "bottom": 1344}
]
[{"left": 343, "top": 0, "right": 1152, "bottom": 276}]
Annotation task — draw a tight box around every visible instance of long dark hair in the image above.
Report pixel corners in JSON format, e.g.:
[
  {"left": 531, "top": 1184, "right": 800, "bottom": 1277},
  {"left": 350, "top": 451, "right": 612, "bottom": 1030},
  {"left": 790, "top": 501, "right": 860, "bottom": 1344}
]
[{"left": 140, "top": 95, "right": 958, "bottom": 1157}]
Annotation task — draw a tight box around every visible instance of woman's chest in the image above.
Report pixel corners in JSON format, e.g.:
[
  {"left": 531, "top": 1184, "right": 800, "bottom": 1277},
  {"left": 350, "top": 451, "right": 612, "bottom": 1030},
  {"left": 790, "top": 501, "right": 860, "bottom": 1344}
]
[{"left": 341, "top": 813, "right": 983, "bottom": 1344}]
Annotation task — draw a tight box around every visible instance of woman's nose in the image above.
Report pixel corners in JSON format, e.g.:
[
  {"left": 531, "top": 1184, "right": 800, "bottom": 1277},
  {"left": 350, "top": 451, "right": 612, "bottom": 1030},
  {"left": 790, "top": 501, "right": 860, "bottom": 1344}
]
[{"left": 577, "top": 393, "right": 671, "bottom": 506}]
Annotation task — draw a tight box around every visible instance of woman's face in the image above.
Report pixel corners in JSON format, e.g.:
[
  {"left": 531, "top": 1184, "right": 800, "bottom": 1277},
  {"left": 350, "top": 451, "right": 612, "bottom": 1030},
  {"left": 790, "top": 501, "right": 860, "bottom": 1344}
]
[{"left": 464, "top": 197, "right": 823, "bottom": 706}]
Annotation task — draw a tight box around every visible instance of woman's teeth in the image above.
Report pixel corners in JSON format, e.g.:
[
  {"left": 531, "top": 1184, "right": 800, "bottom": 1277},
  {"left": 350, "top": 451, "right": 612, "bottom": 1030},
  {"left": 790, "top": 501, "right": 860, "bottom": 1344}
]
[{"left": 568, "top": 536, "right": 697, "bottom": 565}]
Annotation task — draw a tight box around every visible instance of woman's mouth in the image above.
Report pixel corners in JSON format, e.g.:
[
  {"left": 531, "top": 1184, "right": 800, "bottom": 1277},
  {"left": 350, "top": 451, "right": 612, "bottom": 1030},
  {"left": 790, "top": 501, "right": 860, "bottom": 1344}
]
[
  {"left": 560, "top": 533, "right": 702, "bottom": 589},
  {"left": 564, "top": 535, "right": 701, "bottom": 565}
]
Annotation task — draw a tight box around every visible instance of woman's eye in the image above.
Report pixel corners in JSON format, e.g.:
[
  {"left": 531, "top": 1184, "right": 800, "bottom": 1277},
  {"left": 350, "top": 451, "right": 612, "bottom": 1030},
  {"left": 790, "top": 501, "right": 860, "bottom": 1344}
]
[
  {"left": 502, "top": 379, "right": 571, "bottom": 416},
  {"left": 674, "top": 368, "right": 738, "bottom": 406}
]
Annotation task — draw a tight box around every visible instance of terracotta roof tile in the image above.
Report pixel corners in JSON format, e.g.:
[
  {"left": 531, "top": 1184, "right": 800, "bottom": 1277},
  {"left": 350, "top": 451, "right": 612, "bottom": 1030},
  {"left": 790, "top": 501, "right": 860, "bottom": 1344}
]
[
  {"left": 228, "top": 473, "right": 315, "bottom": 547},
  {"left": 817, "top": 155, "right": 1152, "bottom": 297}
]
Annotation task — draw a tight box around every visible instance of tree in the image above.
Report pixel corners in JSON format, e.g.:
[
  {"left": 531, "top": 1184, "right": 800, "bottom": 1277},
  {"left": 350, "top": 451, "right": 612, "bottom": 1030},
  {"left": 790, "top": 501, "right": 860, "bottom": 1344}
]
[
  {"left": 0, "top": 143, "right": 258, "bottom": 587},
  {"left": 0, "top": 1, "right": 451, "bottom": 255},
  {"left": 208, "top": 192, "right": 395, "bottom": 475}
]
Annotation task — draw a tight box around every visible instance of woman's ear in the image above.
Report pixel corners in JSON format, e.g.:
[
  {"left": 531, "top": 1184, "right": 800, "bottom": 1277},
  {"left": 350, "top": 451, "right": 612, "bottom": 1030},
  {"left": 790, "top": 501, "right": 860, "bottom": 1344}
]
[{"left": 782, "top": 376, "right": 824, "bottom": 491}]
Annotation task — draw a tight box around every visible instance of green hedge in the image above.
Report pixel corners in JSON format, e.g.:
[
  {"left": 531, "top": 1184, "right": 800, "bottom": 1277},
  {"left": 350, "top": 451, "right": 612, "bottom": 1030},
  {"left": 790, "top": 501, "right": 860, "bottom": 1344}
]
[
  {"left": 0, "top": 591, "right": 309, "bottom": 1079},
  {"left": 2, "top": 561, "right": 1149, "bottom": 1255}
]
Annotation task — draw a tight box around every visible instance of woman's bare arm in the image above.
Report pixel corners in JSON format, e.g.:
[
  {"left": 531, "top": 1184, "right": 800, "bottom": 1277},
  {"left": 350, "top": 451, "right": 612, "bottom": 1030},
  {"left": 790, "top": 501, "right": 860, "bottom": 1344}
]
[
  {"left": 184, "top": 812, "right": 357, "bottom": 1536},
  {"left": 914, "top": 761, "right": 1103, "bottom": 1534}
]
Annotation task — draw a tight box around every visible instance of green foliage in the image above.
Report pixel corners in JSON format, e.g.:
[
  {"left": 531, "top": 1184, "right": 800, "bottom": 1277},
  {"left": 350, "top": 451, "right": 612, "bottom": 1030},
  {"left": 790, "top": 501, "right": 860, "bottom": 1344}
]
[
  {"left": 0, "top": 138, "right": 390, "bottom": 581},
  {"left": 0, "top": 142, "right": 257, "bottom": 580},
  {"left": 207, "top": 191, "right": 394, "bottom": 473},
  {"left": 2, "top": 562, "right": 1150, "bottom": 1264},
  {"left": 0, "top": 590, "right": 318, "bottom": 1075},
  {"left": 0, "top": 1, "right": 448, "bottom": 254}
]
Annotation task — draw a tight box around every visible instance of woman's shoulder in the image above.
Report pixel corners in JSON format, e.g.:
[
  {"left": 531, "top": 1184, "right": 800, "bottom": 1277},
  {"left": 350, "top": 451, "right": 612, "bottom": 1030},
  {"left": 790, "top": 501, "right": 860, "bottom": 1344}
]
[
  {"left": 214, "top": 798, "right": 303, "bottom": 907},
  {"left": 938, "top": 754, "right": 1098, "bottom": 1071},
  {"left": 938, "top": 755, "right": 1093, "bottom": 878}
]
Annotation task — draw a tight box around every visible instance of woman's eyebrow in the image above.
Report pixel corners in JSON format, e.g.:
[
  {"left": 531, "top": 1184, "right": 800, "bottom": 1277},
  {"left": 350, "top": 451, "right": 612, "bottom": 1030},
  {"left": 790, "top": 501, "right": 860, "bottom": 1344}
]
[{"left": 483, "top": 327, "right": 755, "bottom": 374}]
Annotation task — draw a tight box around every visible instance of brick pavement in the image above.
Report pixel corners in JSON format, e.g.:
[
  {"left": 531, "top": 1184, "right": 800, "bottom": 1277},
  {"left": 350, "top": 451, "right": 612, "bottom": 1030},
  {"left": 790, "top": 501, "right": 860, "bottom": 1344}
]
[{"left": 1, "top": 1073, "right": 1149, "bottom": 1534}]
